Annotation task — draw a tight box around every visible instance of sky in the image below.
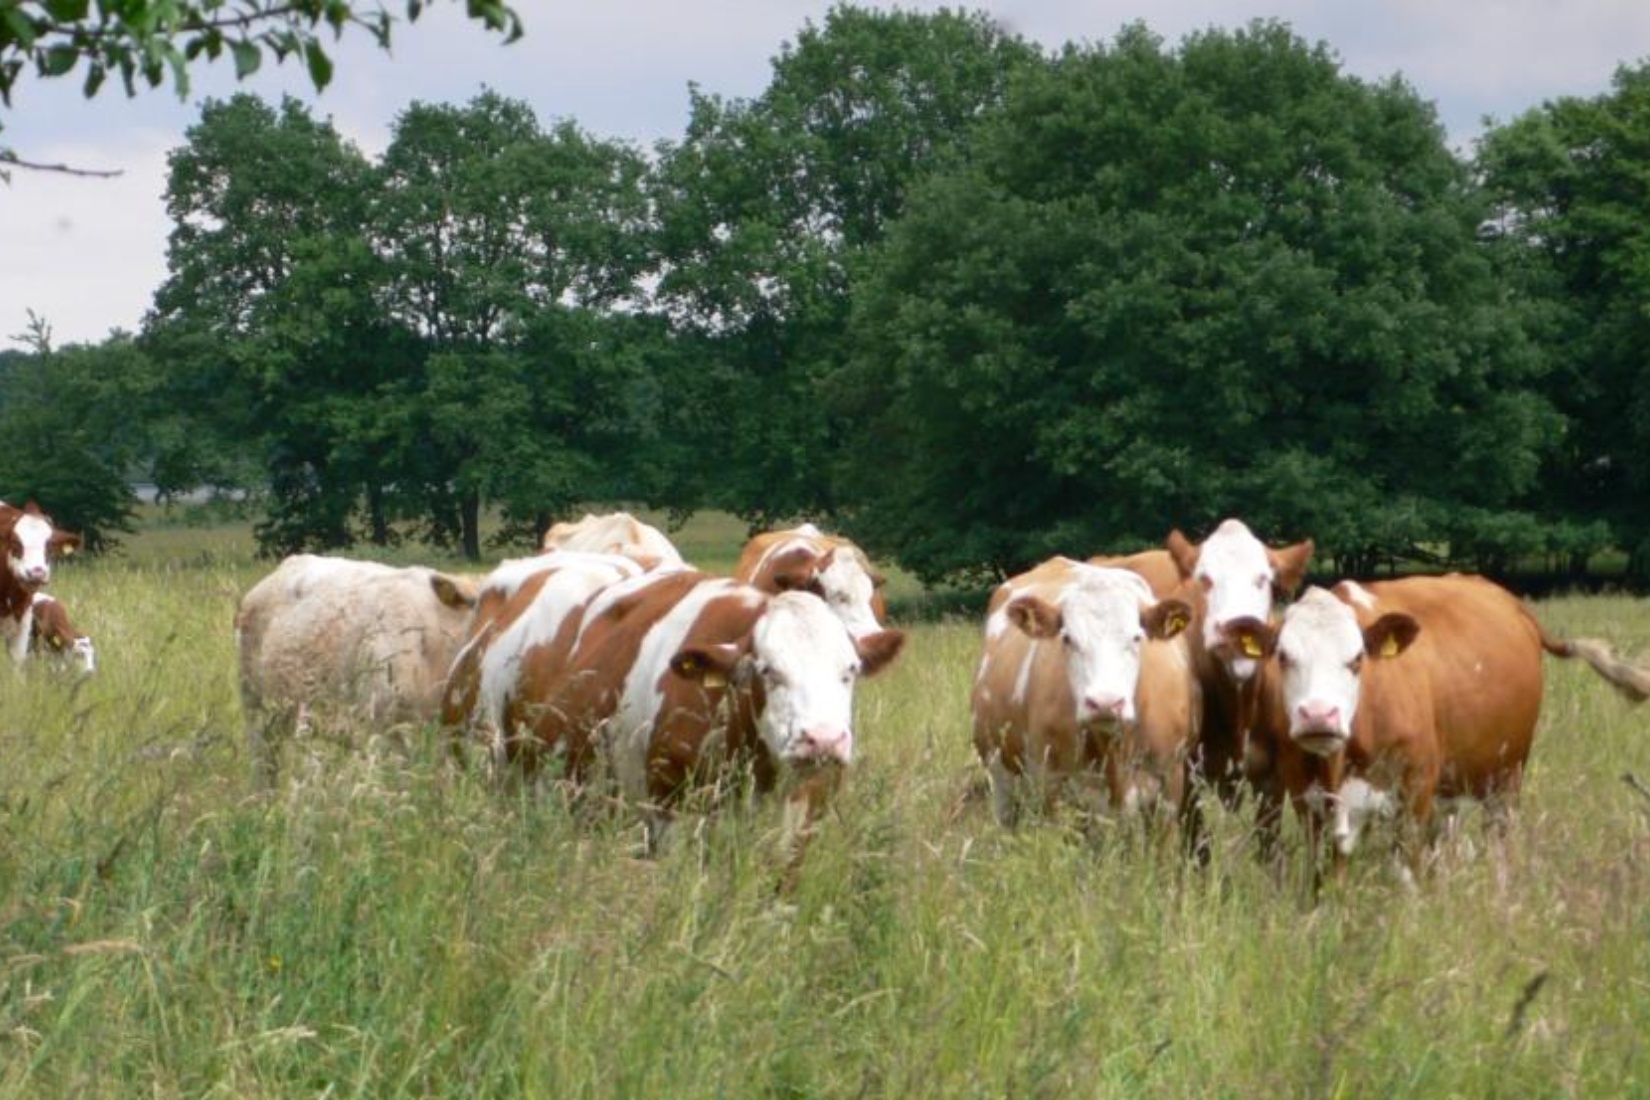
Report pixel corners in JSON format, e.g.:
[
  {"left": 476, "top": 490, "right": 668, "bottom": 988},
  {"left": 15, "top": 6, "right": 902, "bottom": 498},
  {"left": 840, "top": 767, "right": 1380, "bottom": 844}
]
[{"left": 2, "top": 0, "right": 1648, "bottom": 348}]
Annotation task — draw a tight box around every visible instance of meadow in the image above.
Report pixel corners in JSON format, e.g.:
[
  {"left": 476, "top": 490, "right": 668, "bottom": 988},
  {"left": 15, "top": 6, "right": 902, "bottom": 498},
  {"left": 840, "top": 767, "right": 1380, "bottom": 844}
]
[{"left": 2, "top": 511, "right": 1649, "bottom": 1097}]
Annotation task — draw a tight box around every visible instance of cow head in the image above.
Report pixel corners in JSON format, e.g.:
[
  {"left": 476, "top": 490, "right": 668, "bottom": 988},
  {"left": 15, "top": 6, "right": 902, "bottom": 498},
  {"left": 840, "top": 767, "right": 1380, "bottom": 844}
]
[
  {"left": 1003, "top": 566, "right": 1191, "bottom": 732},
  {"left": 1274, "top": 587, "right": 1419, "bottom": 756},
  {"left": 671, "top": 590, "right": 905, "bottom": 767},
  {"left": 0, "top": 502, "right": 80, "bottom": 590},
  {"left": 30, "top": 593, "right": 95, "bottom": 674},
  {"left": 767, "top": 543, "right": 888, "bottom": 641},
  {"left": 1167, "top": 517, "right": 1312, "bottom": 681}
]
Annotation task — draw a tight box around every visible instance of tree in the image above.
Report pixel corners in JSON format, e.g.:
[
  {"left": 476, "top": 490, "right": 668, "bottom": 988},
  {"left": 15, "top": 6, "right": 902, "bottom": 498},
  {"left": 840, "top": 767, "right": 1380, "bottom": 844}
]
[
  {"left": 0, "top": 0, "right": 521, "bottom": 174},
  {"left": 149, "top": 93, "right": 393, "bottom": 554},
  {"left": 839, "top": 22, "right": 1558, "bottom": 583},
  {"left": 1477, "top": 61, "right": 1650, "bottom": 577},
  {"left": 648, "top": 4, "right": 1040, "bottom": 527},
  {"left": 372, "top": 92, "right": 654, "bottom": 558}
]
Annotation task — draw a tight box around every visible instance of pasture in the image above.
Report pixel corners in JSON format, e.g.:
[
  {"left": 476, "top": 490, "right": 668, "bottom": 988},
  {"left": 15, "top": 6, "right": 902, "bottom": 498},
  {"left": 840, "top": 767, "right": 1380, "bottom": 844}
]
[{"left": 2, "top": 514, "right": 1650, "bottom": 1097}]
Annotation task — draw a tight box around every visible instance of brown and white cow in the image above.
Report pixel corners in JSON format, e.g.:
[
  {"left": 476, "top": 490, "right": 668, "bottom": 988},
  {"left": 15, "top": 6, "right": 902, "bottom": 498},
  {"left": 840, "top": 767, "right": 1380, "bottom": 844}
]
[
  {"left": 1089, "top": 548, "right": 1184, "bottom": 601},
  {"left": 971, "top": 558, "right": 1195, "bottom": 827},
  {"left": 1159, "top": 519, "right": 1314, "bottom": 853},
  {"left": 541, "top": 511, "right": 687, "bottom": 573},
  {"left": 509, "top": 569, "right": 904, "bottom": 853},
  {"left": 1256, "top": 577, "right": 1650, "bottom": 875},
  {"left": 735, "top": 523, "right": 888, "bottom": 639},
  {"left": 29, "top": 593, "right": 95, "bottom": 673},
  {"left": 0, "top": 502, "right": 82, "bottom": 666},
  {"left": 235, "top": 554, "right": 480, "bottom": 787},
  {"left": 440, "top": 550, "right": 645, "bottom": 769}
]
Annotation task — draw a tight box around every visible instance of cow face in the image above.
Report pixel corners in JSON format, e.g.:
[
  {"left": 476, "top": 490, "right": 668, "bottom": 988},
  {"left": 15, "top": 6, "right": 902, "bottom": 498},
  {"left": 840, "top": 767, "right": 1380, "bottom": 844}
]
[
  {"left": 1005, "top": 568, "right": 1191, "bottom": 731},
  {"left": 1168, "top": 518, "right": 1312, "bottom": 681},
  {"left": 768, "top": 544, "right": 887, "bottom": 641},
  {"left": 1275, "top": 587, "right": 1419, "bottom": 755},
  {"left": 673, "top": 591, "right": 904, "bottom": 767},
  {"left": 1, "top": 503, "right": 78, "bottom": 589}
]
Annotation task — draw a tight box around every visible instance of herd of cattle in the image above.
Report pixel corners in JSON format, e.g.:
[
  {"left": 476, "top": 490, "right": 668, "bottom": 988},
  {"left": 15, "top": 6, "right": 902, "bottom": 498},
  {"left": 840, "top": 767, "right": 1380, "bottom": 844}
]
[{"left": 7, "top": 503, "right": 1650, "bottom": 879}]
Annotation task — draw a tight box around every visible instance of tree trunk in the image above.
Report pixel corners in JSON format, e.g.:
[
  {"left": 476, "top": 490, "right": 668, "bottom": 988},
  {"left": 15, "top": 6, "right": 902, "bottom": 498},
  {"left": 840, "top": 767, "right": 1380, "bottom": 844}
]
[
  {"left": 461, "top": 491, "right": 482, "bottom": 562},
  {"left": 366, "top": 483, "right": 390, "bottom": 546}
]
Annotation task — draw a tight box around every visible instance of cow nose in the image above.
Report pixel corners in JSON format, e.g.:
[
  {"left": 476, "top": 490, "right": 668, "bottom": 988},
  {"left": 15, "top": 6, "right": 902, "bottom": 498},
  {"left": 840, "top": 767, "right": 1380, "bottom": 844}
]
[
  {"left": 796, "top": 727, "right": 852, "bottom": 763},
  {"left": 1082, "top": 693, "right": 1127, "bottom": 720},
  {"left": 1297, "top": 701, "right": 1341, "bottom": 731},
  {"left": 23, "top": 566, "right": 47, "bottom": 585}
]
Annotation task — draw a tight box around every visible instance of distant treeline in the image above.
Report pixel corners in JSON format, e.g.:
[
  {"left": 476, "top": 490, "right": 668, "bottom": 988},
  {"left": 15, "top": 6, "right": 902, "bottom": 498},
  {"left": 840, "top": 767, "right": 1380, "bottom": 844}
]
[{"left": 3, "top": 8, "right": 1648, "bottom": 586}]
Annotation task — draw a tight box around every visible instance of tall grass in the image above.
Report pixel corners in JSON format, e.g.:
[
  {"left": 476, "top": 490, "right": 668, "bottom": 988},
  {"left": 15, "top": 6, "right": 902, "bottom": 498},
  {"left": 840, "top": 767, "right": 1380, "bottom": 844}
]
[{"left": 1, "top": 527, "right": 1648, "bottom": 1096}]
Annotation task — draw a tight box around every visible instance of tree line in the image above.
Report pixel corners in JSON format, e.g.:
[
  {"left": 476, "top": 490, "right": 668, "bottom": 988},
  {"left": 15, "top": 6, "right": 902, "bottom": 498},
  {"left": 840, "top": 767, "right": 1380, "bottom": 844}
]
[{"left": 5, "top": 8, "right": 1648, "bottom": 586}]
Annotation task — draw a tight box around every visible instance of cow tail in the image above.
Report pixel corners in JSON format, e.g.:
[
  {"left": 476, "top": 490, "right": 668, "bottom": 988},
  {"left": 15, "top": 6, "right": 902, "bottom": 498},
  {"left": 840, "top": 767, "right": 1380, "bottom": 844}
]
[{"left": 1541, "top": 627, "right": 1650, "bottom": 703}]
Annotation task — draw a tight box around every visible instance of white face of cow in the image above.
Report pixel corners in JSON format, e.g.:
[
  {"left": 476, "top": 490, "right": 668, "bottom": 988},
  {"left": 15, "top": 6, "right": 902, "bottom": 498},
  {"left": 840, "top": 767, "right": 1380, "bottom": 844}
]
[
  {"left": 815, "top": 549, "right": 883, "bottom": 640},
  {"left": 8, "top": 512, "right": 58, "bottom": 588},
  {"left": 1191, "top": 519, "right": 1277, "bottom": 681},
  {"left": 749, "top": 592, "right": 869, "bottom": 766},
  {"left": 1007, "top": 568, "right": 1178, "bottom": 731},
  {"left": 1276, "top": 588, "right": 1368, "bottom": 754}
]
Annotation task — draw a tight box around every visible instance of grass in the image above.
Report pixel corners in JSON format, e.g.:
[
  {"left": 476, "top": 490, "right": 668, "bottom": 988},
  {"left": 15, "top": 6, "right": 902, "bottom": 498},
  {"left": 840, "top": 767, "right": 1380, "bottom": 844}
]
[{"left": 1, "top": 519, "right": 1649, "bottom": 1095}]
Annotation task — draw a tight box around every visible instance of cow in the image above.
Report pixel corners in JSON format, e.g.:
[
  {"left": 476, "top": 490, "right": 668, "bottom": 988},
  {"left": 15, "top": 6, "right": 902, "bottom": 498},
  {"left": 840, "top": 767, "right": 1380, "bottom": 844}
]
[
  {"left": 1089, "top": 548, "right": 1184, "bottom": 600},
  {"left": 540, "top": 511, "right": 686, "bottom": 572},
  {"left": 1160, "top": 518, "right": 1314, "bottom": 857},
  {"left": 735, "top": 523, "right": 888, "bottom": 639},
  {"left": 440, "top": 550, "right": 644, "bottom": 770},
  {"left": 507, "top": 569, "right": 905, "bottom": 861},
  {"left": 1255, "top": 577, "right": 1650, "bottom": 879},
  {"left": 235, "top": 554, "right": 480, "bottom": 787},
  {"left": 29, "top": 593, "right": 95, "bottom": 673},
  {"left": 0, "top": 502, "right": 82, "bottom": 666},
  {"left": 971, "top": 557, "right": 1195, "bottom": 829}
]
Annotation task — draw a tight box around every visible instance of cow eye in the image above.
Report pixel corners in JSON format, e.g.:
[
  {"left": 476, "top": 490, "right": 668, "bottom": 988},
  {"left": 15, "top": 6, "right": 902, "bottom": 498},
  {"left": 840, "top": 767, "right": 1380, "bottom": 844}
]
[
  {"left": 1131, "top": 631, "right": 1145, "bottom": 646},
  {"left": 1347, "top": 654, "right": 1364, "bottom": 675},
  {"left": 1255, "top": 574, "right": 1269, "bottom": 590},
  {"left": 1198, "top": 574, "right": 1214, "bottom": 592},
  {"left": 1059, "top": 631, "right": 1075, "bottom": 650}
]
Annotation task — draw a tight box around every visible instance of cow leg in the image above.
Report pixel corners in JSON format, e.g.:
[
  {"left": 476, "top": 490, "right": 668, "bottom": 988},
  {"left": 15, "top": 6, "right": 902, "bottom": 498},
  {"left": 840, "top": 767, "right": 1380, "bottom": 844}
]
[
  {"left": 247, "top": 705, "right": 295, "bottom": 791},
  {"left": 985, "top": 752, "right": 1022, "bottom": 829}
]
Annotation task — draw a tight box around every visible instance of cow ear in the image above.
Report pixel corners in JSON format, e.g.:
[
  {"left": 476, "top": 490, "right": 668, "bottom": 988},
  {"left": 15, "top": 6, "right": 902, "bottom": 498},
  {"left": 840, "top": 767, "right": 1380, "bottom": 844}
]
[
  {"left": 1364, "top": 613, "right": 1420, "bottom": 659},
  {"left": 1005, "top": 594, "right": 1062, "bottom": 639},
  {"left": 1143, "top": 599, "right": 1193, "bottom": 640},
  {"left": 767, "top": 545, "right": 822, "bottom": 594},
  {"left": 1165, "top": 529, "right": 1199, "bottom": 580},
  {"left": 855, "top": 629, "right": 906, "bottom": 678},
  {"left": 1269, "top": 538, "right": 1315, "bottom": 596},
  {"left": 671, "top": 642, "right": 746, "bottom": 689},
  {"left": 1221, "top": 616, "right": 1276, "bottom": 658},
  {"left": 52, "top": 531, "right": 81, "bottom": 556},
  {"left": 429, "top": 573, "right": 477, "bottom": 610}
]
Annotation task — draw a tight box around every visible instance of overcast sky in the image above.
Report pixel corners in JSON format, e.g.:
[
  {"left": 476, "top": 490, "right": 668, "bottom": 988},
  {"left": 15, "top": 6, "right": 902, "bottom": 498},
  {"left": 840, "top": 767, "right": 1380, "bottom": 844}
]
[{"left": 2, "top": 0, "right": 1648, "bottom": 347}]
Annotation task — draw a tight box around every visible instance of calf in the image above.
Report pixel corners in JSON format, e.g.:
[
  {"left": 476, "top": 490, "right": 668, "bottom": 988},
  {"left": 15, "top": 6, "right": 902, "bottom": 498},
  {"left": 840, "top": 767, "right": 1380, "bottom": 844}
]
[
  {"left": 971, "top": 558, "right": 1194, "bottom": 827},
  {"left": 29, "top": 593, "right": 95, "bottom": 673},
  {"left": 0, "top": 502, "right": 82, "bottom": 666},
  {"left": 235, "top": 555, "right": 480, "bottom": 787},
  {"left": 1259, "top": 577, "right": 1650, "bottom": 875},
  {"left": 512, "top": 569, "right": 905, "bottom": 854},
  {"left": 541, "top": 511, "right": 686, "bottom": 572},
  {"left": 735, "top": 523, "right": 888, "bottom": 639}
]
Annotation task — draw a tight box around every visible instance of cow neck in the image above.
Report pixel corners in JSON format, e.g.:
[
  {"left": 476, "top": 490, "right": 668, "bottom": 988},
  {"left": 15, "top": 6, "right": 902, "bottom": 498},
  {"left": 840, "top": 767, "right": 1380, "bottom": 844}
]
[
  {"left": 1182, "top": 582, "right": 1269, "bottom": 780},
  {"left": 0, "top": 572, "right": 31, "bottom": 622}
]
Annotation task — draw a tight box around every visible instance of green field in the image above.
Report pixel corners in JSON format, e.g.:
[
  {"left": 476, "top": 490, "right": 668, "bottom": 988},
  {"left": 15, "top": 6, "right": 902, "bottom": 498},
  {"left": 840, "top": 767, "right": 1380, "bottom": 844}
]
[{"left": 2, "top": 516, "right": 1649, "bottom": 1097}]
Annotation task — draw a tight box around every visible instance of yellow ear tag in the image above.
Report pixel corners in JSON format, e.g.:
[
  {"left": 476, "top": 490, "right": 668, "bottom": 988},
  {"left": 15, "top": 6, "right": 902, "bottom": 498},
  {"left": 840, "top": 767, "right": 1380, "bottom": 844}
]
[
  {"left": 1168, "top": 610, "right": 1189, "bottom": 634},
  {"left": 1240, "top": 635, "right": 1262, "bottom": 659},
  {"left": 702, "top": 670, "right": 728, "bottom": 690},
  {"left": 1380, "top": 635, "right": 1401, "bottom": 658}
]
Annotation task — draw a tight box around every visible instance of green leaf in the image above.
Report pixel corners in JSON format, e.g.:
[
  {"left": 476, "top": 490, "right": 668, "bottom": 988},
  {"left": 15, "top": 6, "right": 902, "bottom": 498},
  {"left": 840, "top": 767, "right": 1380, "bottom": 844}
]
[
  {"left": 43, "top": 0, "right": 91, "bottom": 20},
  {"left": 39, "top": 45, "right": 79, "bottom": 78},
  {"left": 304, "top": 40, "right": 333, "bottom": 90},
  {"left": 1, "top": 10, "right": 40, "bottom": 51},
  {"left": 82, "top": 61, "right": 104, "bottom": 97},
  {"left": 231, "top": 40, "right": 260, "bottom": 79}
]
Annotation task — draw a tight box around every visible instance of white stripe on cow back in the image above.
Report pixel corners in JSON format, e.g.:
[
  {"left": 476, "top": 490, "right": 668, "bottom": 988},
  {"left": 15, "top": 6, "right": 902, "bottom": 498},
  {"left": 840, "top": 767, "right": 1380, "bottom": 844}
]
[{"left": 607, "top": 578, "right": 762, "bottom": 800}]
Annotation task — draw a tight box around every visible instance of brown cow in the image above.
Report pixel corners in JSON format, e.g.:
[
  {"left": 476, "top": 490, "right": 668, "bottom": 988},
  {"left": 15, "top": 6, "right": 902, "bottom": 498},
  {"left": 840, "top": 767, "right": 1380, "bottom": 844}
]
[
  {"left": 510, "top": 569, "right": 905, "bottom": 856},
  {"left": 29, "top": 592, "right": 95, "bottom": 673},
  {"left": 971, "top": 558, "right": 1194, "bottom": 827},
  {"left": 1158, "top": 519, "right": 1314, "bottom": 858},
  {"left": 1254, "top": 577, "right": 1650, "bottom": 877},
  {"left": 0, "top": 502, "right": 82, "bottom": 666},
  {"left": 440, "top": 551, "right": 644, "bottom": 769},
  {"left": 735, "top": 523, "right": 888, "bottom": 639}
]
